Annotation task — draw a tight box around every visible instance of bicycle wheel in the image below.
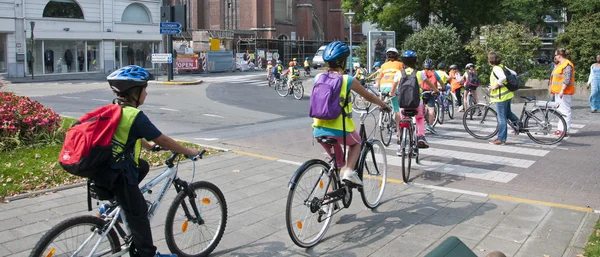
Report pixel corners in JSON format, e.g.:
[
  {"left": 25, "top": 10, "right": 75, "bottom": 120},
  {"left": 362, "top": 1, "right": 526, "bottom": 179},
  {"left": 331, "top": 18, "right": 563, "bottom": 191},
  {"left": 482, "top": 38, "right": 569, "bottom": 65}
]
[
  {"left": 286, "top": 160, "right": 335, "bottom": 248},
  {"left": 165, "top": 181, "right": 227, "bottom": 257},
  {"left": 293, "top": 83, "right": 304, "bottom": 100},
  {"left": 400, "top": 126, "right": 413, "bottom": 183},
  {"left": 430, "top": 101, "right": 440, "bottom": 127},
  {"left": 276, "top": 82, "right": 289, "bottom": 97},
  {"left": 463, "top": 104, "right": 499, "bottom": 140},
  {"left": 448, "top": 96, "right": 455, "bottom": 119},
  {"left": 29, "top": 216, "right": 120, "bottom": 257},
  {"left": 525, "top": 109, "right": 567, "bottom": 145},
  {"left": 360, "top": 139, "right": 388, "bottom": 209},
  {"left": 438, "top": 99, "right": 445, "bottom": 125},
  {"left": 379, "top": 112, "right": 393, "bottom": 146},
  {"left": 352, "top": 92, "right": 372, "bottom": 111}
]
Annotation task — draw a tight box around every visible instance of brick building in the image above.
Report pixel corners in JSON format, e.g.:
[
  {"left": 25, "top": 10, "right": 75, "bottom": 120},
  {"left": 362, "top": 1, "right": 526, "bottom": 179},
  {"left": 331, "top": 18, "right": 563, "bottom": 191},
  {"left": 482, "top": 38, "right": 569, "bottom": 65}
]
[{"left": 189, "top": 0, "right": 362, "bottom": 42}]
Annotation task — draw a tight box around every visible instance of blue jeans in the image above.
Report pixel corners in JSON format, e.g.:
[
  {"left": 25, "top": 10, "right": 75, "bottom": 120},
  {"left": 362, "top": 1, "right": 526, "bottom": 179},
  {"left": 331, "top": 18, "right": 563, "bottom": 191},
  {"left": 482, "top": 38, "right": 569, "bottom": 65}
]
[{"left": 496, "top": 99, "right": 519, "bottom": 142}]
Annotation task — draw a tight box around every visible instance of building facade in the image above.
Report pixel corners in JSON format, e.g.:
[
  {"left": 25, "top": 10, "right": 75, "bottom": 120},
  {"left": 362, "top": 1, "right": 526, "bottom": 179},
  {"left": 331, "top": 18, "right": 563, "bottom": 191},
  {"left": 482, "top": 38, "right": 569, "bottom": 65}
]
[
  {"left": 191, "top": 0, "right": 362, "bottom": 42},
  {"left": 0, "top": 0, "right": 163, "bottom": 78}
]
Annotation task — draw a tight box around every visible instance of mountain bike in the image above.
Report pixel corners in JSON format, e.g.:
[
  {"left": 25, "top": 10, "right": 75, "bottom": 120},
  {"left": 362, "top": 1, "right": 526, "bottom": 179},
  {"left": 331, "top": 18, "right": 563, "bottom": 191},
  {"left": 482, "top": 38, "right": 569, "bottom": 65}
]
[
  {"left": 463, "top": 94, "right": 567, "bottom": 145},
  {"left": 378, "top": 92, "right": 397, "bottom": 146},
  {"left": 398, "top": 109, "right": 420, "bottom": 183},
  {"left": 286, "top": 107, "right": 388, "bottom": 248},
  {"left": 436, "top": 89, "right": 454, "bottom": 125},
  {"left": 30, "top": 148, "right": 228, "bottom": 257}
]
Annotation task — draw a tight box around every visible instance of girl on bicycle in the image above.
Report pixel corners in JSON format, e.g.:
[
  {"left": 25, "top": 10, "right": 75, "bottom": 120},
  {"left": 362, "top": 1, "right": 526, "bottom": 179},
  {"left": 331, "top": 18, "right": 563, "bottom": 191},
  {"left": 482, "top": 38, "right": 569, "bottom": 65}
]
[
  {"left": 463, "top": 63, "right": 480, "bottom": 110},
  {"left": 312, "top": 41, "right": 390, "bottom": 186},
  {"left": 98, "top": 66, "right": 201, "bottom": 257},
  {"left": 449, "top": 64, "right": 465, "bottom": 111}
]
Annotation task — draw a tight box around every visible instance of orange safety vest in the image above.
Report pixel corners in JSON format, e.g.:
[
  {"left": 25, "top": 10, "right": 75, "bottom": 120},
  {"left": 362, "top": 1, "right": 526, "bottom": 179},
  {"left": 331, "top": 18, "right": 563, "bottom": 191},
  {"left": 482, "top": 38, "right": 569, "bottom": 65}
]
[
  {"left": 379, "top": 61, "right": 403, "bottom": 85},
  {"left": 550, "top": 60, "right": 575, "bottom": 95},
  {"left": 421, "top": 70, "right": 437, "bottom": 91},
  {"left": 449, "top": 70, "right": 463, "bottom": 93}
]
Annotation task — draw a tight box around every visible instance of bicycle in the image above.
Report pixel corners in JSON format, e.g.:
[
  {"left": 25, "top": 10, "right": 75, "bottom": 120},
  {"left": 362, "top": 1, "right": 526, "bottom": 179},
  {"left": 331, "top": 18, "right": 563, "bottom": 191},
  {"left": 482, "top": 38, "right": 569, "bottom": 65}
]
[
  {"left": 304, "top": 67, "right": 311, "bottom": 77},
  {"left": 30, "top": 148, "right": 228, "bottom": 257},
  {"left": 378, "top": 92, "right": 397, "bottom": 147},
  {"left": 285, "top": 107, "right": 388, "bottom": 248},
  {"left": 463, "top": 94, "right": 567, "bottom": 145},
  {"left": 422, "top": 91, "right": 440, "bottom": 128},
  {"left": 435, "top": 89, "right": 454, "bottom": 125},
  {"left": 267, "top": 73, "right": 276, "bottom": 87},
  {"left": 290, "top": 79, "right": 305, "bottom": 100},
  {"left": 351, "top": 80, "right": 378, "bottom": 112},
  {"left": 276, "top": 77, "right": 289, "bottom": 97},
  {"left": 398, "top": 109, "right": 420, "bottom": 183}
]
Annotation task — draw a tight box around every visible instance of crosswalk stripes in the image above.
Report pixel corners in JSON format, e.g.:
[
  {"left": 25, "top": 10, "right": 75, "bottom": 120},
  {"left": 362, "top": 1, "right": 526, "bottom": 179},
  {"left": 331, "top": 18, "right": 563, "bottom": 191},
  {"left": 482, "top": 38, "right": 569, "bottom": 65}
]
[{"left": 376, "top": 116, "right": 587, "bottom": 184}]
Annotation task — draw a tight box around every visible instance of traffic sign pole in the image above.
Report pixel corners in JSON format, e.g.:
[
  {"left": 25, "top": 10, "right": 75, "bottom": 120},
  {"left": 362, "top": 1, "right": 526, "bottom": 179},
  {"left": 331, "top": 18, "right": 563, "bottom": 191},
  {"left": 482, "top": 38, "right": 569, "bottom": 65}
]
[{"left": 166, "top": 8, "right": 174, "bottom": 81}]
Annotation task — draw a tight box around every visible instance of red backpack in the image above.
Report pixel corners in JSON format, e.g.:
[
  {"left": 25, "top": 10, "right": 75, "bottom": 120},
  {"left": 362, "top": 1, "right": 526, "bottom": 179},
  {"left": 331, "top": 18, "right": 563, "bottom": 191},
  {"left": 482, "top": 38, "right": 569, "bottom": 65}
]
[{"left": 59, "top": 104, "right": 122, "bottom": 178}]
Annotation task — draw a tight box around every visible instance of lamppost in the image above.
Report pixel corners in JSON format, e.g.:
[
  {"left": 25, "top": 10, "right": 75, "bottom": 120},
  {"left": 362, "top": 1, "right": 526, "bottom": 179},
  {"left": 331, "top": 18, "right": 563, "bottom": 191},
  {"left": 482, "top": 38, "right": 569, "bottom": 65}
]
[
  {"left": 344, "top": 10, "right": 355, "bottom": 75},
  {"left": 30, "top": 21, "right": 35, "bottom": 80}
]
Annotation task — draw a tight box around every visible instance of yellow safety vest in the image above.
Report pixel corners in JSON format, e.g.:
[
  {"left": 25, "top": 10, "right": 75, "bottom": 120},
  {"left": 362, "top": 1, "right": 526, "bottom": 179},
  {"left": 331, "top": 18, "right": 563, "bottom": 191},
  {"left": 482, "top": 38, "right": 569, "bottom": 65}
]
[
  {"left": 550, "top": 60, "right": 575, "bottom": 95},
  {"left": 489, "top": 65, "right": 514, "bottom": 103},
  {"left": 112, "top": 106, "right": 142, "bottom": 167},
  {"left": 312, "top": 74, "right": 355, "bottom": 133}
]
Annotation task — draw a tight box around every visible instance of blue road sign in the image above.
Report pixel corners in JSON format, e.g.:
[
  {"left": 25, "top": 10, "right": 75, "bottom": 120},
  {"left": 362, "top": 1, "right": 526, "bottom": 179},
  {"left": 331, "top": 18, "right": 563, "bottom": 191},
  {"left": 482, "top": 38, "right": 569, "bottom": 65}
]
[
  {"left": 167, "top": 57, "right": 173, "bottom": 63},
  {"left": 160, "top": 22, "right": 181, "bottom": 29},
  {"left": 160, "top": 28, "right": 181, "bottom": 34}
]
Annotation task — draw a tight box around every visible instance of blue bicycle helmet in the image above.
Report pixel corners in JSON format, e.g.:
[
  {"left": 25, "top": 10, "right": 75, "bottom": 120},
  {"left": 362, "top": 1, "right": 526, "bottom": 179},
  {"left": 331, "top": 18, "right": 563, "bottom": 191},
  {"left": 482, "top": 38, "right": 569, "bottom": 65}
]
[
  {"left": 322, "top": 41, "right": 350, "bottom": 62},
  {"left": 107, "top": 65, "right": 154, "bottom": 92},
  {"left": 401, "top": 50, "right": 417, "bottom": 58},
  {"left": 276, "top": 60, "right": 282, "bottom": 64},
  {"left": 373, "top": 61, "right": 382, "bottom": 68},
  {"left": 437, "top": 61, "right": 446, "bottom": 69},
  {"left": 305, "top": 57, "right": 310, "bottom": 60},
  {"left": 423, "top": 59, "right": 434, "bottom": 69},
  {"left": 400, "top": 50, "right": 417, "bottom": 66}
]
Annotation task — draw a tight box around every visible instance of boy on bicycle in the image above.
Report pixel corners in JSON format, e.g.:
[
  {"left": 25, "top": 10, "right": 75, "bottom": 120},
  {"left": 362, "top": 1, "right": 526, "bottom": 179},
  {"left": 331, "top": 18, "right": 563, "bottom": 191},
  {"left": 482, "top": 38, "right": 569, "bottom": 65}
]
[
  {"left": 420, "top": 59, "right": 443, "bottom": 134},
  {"left": 304, "top": 57, "right": 311, "bottom": 74},
  {"left": 282, "top": 61, "right": 300, "bottom": 90},
  {"left": 98, "top": 65, "right": 201, "bottom": 257},
  {"left": 463, "top": 63, "right": 480, "bottom": 110}
]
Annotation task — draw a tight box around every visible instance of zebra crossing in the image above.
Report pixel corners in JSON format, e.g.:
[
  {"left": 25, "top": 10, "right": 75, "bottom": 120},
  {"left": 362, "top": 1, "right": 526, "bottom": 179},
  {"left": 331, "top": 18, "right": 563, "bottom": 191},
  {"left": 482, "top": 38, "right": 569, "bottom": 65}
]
[
  {"left": 376, "top": 116, "right": 586, "bottom": 184},
  {"left": 202, "top": 74, "right": 268, "bottom": 87}
]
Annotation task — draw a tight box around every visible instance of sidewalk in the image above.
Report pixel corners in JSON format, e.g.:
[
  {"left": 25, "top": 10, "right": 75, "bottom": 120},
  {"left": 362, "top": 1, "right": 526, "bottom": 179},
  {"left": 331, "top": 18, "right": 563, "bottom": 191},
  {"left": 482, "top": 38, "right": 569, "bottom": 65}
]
[{"left": 0, "top": 151, "right": 596, "bottom": 257}]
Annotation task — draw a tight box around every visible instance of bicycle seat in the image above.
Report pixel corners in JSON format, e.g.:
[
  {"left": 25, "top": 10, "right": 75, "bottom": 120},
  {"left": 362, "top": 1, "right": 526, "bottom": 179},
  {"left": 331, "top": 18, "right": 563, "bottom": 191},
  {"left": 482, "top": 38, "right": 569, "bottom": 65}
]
[
  {"left": 520, "top": 96, "right": 537, "bottom": 101},
  {"left": 401, "top": 109, "right": 418, "bottom": 117},
  {"left": 317, "top": 137, "right": 338, "bottom": 145}
]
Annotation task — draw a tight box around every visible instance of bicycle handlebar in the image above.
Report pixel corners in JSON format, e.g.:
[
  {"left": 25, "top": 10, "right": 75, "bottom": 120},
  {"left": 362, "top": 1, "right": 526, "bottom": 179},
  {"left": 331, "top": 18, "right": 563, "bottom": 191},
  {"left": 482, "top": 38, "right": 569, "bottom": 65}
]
[{"left": 151, "top": 145, "right": 206, "bottom": 164}]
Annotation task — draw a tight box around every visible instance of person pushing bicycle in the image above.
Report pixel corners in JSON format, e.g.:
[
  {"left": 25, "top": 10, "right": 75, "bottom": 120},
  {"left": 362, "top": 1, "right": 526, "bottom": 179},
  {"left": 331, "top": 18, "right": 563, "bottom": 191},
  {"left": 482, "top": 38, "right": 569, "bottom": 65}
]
[{"left": 95, "top": 65, "right": 202, "bottom": 257}]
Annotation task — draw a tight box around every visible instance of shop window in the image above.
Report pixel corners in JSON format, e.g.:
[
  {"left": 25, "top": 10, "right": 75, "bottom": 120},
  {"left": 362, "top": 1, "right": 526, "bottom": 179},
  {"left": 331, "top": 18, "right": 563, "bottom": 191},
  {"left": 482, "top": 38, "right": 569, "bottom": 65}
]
[
  {"left": 122, "top": 3, "right": 151, "bottom": 23},
  {"left": 43, "top": 0, "right": 84, "bottom": 19},
  {"left": 0, "top": 34, "right": 6, "bottom": 73},
  {"left": 275, "top": 0, "right": 292, "bottom": 24}
]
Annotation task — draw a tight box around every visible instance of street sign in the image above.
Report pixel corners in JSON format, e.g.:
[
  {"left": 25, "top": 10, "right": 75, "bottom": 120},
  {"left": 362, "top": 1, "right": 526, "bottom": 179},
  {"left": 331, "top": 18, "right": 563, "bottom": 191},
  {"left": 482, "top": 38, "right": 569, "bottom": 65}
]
[
  {"left": 272, "top": 52, "right": 280, "bottom": 60},
  {"left": 160, "top": 28, "right": 181, "bottom": 35},
  {"left": 160, "top": 22, "right": 181, "bottom": 29},
  {"left": 152, "top": 53, "right": 173, "bottom": 64}
]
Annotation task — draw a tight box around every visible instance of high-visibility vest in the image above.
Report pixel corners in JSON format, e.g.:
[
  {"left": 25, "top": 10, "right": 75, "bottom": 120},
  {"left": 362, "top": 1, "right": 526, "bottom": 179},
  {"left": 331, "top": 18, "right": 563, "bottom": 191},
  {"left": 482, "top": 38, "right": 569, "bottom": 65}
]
[
  {"left": 379, "top": 61, "right": 403, "bottom": 86},
  {"left": 421, "top": 70, "right": 437, "bottom": 91},
  {"left": 449, "top": 70, "right": 463, "bottom": 92},
  {"left": 489, "top": 65, "right": 514, "bottom": 103},
  {"left": 550, "top": 60, "right": 575, "bottom": 95},
  {"left": 112, "top": 106, "right": 142, "bottom": 168}
]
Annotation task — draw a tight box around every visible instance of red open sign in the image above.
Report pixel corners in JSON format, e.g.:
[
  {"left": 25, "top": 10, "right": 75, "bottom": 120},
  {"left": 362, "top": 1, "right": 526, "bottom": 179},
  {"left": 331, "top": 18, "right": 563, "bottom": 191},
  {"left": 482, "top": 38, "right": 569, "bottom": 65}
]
[{"left": 176, "top": 56, "right": 198, "bottom": 70}]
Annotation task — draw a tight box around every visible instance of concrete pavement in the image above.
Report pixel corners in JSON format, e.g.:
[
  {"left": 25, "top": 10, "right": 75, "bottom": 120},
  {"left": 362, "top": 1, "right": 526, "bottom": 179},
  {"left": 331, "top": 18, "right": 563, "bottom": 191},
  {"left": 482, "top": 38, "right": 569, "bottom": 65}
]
[{"left": 0, "top": 151, "right": 597, "bottom": 257}]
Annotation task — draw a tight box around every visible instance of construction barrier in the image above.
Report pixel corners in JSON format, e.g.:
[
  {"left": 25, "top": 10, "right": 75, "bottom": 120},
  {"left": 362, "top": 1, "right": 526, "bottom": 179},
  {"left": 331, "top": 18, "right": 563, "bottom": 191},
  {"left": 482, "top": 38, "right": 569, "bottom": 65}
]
[{"left": 201, "top": 53, "right": 207, "bottom": 71}]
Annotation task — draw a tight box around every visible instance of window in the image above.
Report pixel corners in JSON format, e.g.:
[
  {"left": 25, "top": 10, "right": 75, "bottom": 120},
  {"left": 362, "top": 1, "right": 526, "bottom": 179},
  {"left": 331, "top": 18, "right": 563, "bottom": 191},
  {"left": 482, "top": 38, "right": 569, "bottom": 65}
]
[
  {"left": 274, "top": 0, "right": 292, "bottom": 24},
  {"left": 43, "top": 0, "right": 84, "bottom": 19},
  {"left": 122, "top": 3, "right": 151, "bottom": 23}
]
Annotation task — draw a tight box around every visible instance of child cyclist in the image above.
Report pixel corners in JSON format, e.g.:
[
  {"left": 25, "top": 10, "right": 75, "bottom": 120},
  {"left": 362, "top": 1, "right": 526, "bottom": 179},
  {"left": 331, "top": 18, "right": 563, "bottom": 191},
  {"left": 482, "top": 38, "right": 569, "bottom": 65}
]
[
  {"left": 266, "top": 60, "right": 273, "bottom": 81},
  {"left": 282, "top": 61, "right": 300, "bottom": 91},
  {"left": 304, "top": 57, "right": 311, "bottom": 74},
  {"left": 312, "top": 41, "right": 390, "bottom": 186},
  {"left": 95, "top": 66, "right": 202, "bottom": 257}
]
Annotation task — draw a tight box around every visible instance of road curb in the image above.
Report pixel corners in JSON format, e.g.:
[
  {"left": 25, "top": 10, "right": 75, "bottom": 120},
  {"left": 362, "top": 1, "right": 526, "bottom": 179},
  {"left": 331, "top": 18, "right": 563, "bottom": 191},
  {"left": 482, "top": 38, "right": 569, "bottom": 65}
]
[
  {"left": 4, "top": 182, "right": 86, "bottom": 202},
  {"left": 148, "top": 80, "right": 203, "bottom": 85}
]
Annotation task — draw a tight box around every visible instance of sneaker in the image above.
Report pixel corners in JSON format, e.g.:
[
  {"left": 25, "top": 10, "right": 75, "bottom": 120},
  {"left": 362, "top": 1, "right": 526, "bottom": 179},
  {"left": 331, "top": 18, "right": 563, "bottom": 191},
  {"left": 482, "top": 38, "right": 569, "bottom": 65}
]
[
  {"left": 417, "top": 136, "right": 429, "bottom": 149},
  {"left": 342, "top": 169, "right": 363, "bottom": 186},
  {"left": 458, "top": 106, "right": 464, "bottom": 112},
  {"left": 426, "top": 125, "right": 437, "bottom": 134},
  {"left": 156, "top": 253, "right": 177, "bottom": 257},
  {"left": 592, "top": 110, "right": 598, "bottom": 113},
  {"left": 396, "top": 145, "right": 402, "bottom": 156},
  {"left": 489, "top": 139, "right": 505, "bottom": 145}
]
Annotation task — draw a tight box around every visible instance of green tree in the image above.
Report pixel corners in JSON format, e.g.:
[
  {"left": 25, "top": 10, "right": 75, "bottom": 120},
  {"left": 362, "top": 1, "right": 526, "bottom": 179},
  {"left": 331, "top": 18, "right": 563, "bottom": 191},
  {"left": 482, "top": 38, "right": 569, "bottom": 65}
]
[
  {"left": 466, "top": 22, "right": 542, "bottom": 85},
  {"left": 556, "top": 12, "right": 600, "bottom": 82},
  {"left": 402, "top": 24, "right": 465, "bottom": 69},
  {"left": 354, "top": 40, "right": 368, "bottom": 68}
]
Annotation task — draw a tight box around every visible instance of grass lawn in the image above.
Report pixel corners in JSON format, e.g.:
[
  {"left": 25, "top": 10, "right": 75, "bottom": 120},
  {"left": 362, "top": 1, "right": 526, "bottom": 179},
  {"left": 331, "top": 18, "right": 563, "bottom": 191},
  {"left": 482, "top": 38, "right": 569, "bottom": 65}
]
[
  {"left": 585, "top": 219, "right": 600, "bottom": 257},
  {"left": 0, "top": 117, "right": 222, "bottom": 200}
]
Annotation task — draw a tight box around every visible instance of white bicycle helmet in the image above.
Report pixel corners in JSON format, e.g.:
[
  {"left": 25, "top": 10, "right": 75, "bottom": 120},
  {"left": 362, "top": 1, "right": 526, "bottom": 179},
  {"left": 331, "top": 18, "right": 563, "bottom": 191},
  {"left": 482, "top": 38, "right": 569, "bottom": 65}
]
[{"left": 386, "top": 47, "right": 399, "bottom": 54}]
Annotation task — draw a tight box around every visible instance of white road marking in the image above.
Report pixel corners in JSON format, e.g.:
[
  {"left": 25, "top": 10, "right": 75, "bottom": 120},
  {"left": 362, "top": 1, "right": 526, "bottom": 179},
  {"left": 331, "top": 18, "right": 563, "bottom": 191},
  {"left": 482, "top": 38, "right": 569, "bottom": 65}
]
[
  {"left": 194, "top": 138, "right": 219, "bottom": 141},
  {"left": 426, "top": 137, "right": 550, "bottom": 156},
  {"left": 92, "top": 99, "right": 110, "bottom": 102},
  {"left": 411, "top": 183, "right": 489, "bottom": 197},
  {"left": 60, "top": 96, "right": 80, "bottom": 99},
  {"left": 159, "top": 107, "right": 179, "bottom": 112},
  {"left": 204, "top": 114, "right": 225, "bottom": 118},
  {"left": 277, "top": 159, "right": 304, "bottom": 166}
]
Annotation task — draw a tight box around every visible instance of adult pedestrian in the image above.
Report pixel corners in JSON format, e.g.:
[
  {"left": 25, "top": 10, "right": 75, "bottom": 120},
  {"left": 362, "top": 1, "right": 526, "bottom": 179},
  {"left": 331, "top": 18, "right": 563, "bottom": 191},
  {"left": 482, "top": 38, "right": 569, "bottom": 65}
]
[
  {"left": 548, "top": 56, "right": 559, "bottom": 101},
  {"left": 488, "top": 52, "right": 519, "bottom": 145},
  {"left": 550, "top": 48, "right": 575, "bottom": 136},
  {"left": 587, "top": 54, "right": 600, "bottom": 113}
]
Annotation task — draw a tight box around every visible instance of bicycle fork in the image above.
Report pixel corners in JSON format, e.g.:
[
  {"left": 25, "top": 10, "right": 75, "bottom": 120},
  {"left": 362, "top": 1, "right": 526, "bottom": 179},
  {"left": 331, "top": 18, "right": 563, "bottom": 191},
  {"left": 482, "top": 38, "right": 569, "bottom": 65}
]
[{"left": 173, "top": 178, "right": 205, "bottom": 226}]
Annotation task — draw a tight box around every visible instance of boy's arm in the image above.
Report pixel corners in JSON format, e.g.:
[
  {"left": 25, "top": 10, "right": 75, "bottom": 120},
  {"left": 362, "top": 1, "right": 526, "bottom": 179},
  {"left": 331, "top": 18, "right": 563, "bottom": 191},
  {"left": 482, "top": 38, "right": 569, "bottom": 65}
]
[{"left": 153, "top": 134, "right": 199, "bottom": 156}]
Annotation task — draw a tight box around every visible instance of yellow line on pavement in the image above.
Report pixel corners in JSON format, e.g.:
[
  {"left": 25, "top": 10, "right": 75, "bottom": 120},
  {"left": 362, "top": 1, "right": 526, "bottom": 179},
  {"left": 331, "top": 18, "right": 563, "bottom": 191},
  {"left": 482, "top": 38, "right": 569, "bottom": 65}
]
[
  {"left": 489, "top": 194, "right": 594, "bottom": 213},
  {"left": 232, "top": 150, "right": 279, "bottom": 161}
]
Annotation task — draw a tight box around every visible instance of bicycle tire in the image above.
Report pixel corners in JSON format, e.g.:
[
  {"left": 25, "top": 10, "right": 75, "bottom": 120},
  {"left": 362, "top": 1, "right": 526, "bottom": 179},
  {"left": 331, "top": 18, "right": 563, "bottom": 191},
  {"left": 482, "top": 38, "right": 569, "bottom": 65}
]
[
  {"left": 463, "top": 104, "right": 499, "bottom": 140},
  {"left": 448, "top": 96, "right": 455, "bottom": 119},
  {"left": 401, "top": 127, "right": 413, "bottom": 183},
  {"left": 286, "top": 160, "right": 335, "bottom": 248},
  {"left": 29, "top": 215, "right": 120, "bottom": 257},
  {"left": 352, "top": 92, "right": 372, "bottom": 111},
  {"left": 379, "top": 112, "right": 393, "bottom": 146},
  {"left": 293, "top": 83, "right": 304, "bottom": 100},
  {"left": 438, "top": 99, "right": 445, "bottom": 125},
  {"left": 276, "top": 81, "right": 289, "bottom": 97},
  {"left": 165, "top": 181, "right": 228, "bottom": 257},
  {"left": 360, "top": 139, "right": 388, "bottom": 209},
  {"left": 525, "top": 109, "right": 567, "bottom": 145},
  {"left": 430, "top": 101, "right": 440, "bottom": 127}
]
